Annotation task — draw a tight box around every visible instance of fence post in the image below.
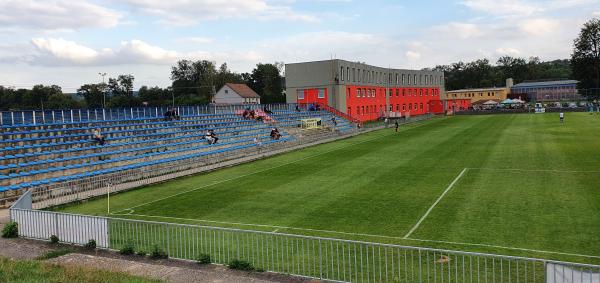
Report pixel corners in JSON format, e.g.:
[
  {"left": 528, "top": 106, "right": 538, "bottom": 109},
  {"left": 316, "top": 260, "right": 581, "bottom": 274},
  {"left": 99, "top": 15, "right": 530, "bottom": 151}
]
[
  {"left": 32, "top": 110, "right": 36, "bottom": 125},
  {"left": 21, "top": 111, "right": 25, "bottom": 124},
  {"left": 319, "top": 239, "right": 323, "bottom": 278},
  {"left": 70, "top": 109, "right": 74, "bottom": 123}
]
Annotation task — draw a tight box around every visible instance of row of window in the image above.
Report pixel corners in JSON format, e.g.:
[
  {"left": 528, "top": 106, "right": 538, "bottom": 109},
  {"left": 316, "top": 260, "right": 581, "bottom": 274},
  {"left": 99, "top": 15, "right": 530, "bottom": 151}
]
[
  {"left": 447, "top": 91, "right": 500, "bottom": 98},
  {"left": 296, "top": 89, "right": 326, "bottom": 100},
  {"left": 340, "top": 66, "right": 442, "bottom": 86},
  {"left": 348, "top": 87, "right": 439, "bottom": 98},
  {"left": 347, "top": 103, "right": 426, "bottom": 115}
]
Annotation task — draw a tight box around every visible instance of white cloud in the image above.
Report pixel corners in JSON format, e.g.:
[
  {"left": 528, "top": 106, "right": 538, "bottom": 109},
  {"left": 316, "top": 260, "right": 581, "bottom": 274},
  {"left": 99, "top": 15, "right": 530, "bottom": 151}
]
[
  {"left": 405, "top": 51, "right": 421, "bottom": 61},
  {"left": 175, "top": 37, "right": 215, "bottom": 44},
  {"left": 519, "top": 18, "right": 560, "bottom": 36},
  {"left": 0, "top": 0, "right": 121, "bottom": 30},
  {"left": 495, "top": 47, "right": 521, "bottom": 56},
  {"left": 22, "top": 38, "right": 260, "bottom": 67},
  {"left": 432, "top": 22, "right": 484, "bottom": 39},
  {"left": 120, "top": 0, "right": 316, "bottom": 26},
  {"left": 461, "top": 0, "right": 541, "bottom": 16},
  {"left": 593, "top": 11, "right": 600, "bottom": 16},
  {"left": 461, "top": 0, "right": 597, "bottom": 17}
]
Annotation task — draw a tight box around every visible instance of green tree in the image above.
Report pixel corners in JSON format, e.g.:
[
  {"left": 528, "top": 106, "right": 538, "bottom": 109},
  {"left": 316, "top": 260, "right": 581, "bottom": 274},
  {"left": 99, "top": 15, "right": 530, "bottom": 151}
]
[
  {"left": 77, "top": 83, "right": 105, "bottom": 108},
  {"left": 246, "top": 63, "right": 284, "bottom": 103},
  {"left": 107, "top": 74, "right": 140, "bottom": 107},
  {"left": 139, "top": 86, "right": 173, "bottom": 106},
  {"left": 170, "top": 60, "right": 217, "bottom": 104},
  {"left": 572, "top": 18, "right": 600, "bottom": 95}
]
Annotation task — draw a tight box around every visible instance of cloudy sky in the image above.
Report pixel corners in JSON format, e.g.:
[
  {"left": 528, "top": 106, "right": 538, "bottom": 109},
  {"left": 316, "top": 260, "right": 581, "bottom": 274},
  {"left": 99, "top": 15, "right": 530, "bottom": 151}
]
[{"left": 0, "top": 0, "right": 598, "bottom": 92}]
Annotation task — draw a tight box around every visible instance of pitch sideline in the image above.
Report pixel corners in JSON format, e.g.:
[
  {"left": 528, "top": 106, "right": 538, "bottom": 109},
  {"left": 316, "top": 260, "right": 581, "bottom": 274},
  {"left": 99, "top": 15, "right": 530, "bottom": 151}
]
[{"left": 111, "top": 212, "right": 600, "bottom": 260}]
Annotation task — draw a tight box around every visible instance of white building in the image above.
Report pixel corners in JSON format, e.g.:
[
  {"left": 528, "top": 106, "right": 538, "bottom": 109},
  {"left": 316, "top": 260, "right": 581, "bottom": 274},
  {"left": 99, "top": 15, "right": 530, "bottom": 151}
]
[{"left": 213, "top": 83, "right": 261, "bottom": 104}]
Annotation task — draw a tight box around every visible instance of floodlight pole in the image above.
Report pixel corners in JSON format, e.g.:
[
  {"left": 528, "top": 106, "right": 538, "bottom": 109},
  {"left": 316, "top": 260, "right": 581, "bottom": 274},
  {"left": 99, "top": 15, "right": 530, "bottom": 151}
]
[
  {"left": 99, "top": 72, "right": 107, "bottom": 108},
  {"left": 107, "top": 182, "right": 111, "bottom": 215}
]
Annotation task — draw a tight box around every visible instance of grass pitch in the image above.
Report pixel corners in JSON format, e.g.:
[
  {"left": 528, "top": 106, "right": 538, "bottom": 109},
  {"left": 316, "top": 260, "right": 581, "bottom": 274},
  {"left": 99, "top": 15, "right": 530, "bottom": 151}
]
[{"left": 56, "top": 113, "right": 600, "bottom": 264}]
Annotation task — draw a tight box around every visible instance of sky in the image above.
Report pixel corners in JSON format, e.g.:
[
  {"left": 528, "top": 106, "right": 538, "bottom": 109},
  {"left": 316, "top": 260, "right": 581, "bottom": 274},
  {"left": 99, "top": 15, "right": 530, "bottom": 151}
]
[{"left": 0, "top": 0, "right": 599, "bottom": 92}]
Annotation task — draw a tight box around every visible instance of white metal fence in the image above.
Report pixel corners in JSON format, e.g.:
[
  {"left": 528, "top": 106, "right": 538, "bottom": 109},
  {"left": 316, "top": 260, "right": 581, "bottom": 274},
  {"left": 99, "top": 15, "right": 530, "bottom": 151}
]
[
  {"left": 9, "top": 201, "right": 600, "bottom": 283},
  {"left": 0, "top": 104, "right": 299, "bottom": 126}
]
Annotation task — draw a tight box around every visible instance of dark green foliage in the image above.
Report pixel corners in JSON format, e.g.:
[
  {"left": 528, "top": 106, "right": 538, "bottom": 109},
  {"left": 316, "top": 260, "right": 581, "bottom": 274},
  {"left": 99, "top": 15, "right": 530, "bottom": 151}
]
[
  {"left": 149, "top": 245, "right": 168, "bottom": 259},
  {"left": 435, "top": 57, "right": 572, "bottom": 91},
  {"left": 227, "top": 259, "right": 256, "bottom": 271},
  {"left": 1, "top": 221, "right": 18, "bottom": 238},
  {"left": 136, "top": 250, "right": 147, "bottom": 257},
  {"left": 36, "top": 248, "right": 73, "bottom": 260},
  {"left": 572, "top": 18, "right": 600, "bottom": 94},
  {"left": 49, "top": 235, "right": 59, "bottom": 244},
  {"left": 119, "top": 241, "right": 135, "bottom": 255},
  {"left": 0, "top": 85, "right": 83, "bottom": 110},
  {"left": 84, "top": 239, "right": 96, "bottom": 250},
  {"left": 196, "top": 253, "right": 211, "bottom": 264}
]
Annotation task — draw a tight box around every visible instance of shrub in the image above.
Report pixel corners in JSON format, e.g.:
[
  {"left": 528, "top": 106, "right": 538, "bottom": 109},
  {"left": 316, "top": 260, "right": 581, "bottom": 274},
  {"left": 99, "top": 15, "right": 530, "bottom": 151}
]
[
  {"left": 119, "top": 241, "right": 135, "bottom": 255},
  {"left": 228, "top": 259, "right": 255, "bottom": 271},
  {"left": 49, "top": 235, "right": 59, "bottom": 244},
  {"left": 84, "top": 239, "right": 96, "bottom": 250},
  {"left": 136, "top": 250, "right": 147, "bottom": 257},
  {"left": 149, "top": 244, "right": 168, "bottom": 259},
  {"left": 196, "top": 253, "right": 211, "bottom": 264},
  {"left": 1, "top": 221, "right": 18, "bottom": 238}
]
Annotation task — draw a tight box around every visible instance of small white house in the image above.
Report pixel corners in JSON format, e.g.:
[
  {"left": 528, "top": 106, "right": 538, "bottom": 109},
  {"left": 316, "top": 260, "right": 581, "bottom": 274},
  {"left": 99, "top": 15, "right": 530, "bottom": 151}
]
[{"left": 213, "top": 83, "right": 261, "bottom": 104}]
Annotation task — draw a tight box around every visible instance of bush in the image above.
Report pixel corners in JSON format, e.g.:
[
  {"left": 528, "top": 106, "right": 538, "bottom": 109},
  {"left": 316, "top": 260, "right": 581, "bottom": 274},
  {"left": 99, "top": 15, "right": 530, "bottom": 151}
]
[
  {"left": 84, "top": 239, "right": 96, "bottom": 250},
  {"left": 149, "top": 245, "right": 168, "bottom": 259},
  {"left": 136, "top": 250, "right": 147, "bottom": 257},
  {"left": 119, "top": 241, "right": 135, "bottom": 255},
  {"left": 196, "top": 253, "right": 211, "bottom": 264},
  {"left": 49, "top": 235, "right": 59, "bottom": 244},
  {"left": 1, "top": 221, "right": 18, "bottom": 238},
  {"left": 228, "top": 259, "right": 255, "bottom": 271}
]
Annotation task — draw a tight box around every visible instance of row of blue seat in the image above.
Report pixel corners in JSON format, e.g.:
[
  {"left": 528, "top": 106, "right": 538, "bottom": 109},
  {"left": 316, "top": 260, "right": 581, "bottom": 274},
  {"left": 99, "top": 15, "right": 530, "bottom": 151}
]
[
  {"left": 0, "top": 129, "right": 278, "bottom": 173},
  {"left": 0, "top": 125, "right": 272, "bottom": 162},
  {"left": 0, "top": 137, "right": 291, "bottom": 192}
]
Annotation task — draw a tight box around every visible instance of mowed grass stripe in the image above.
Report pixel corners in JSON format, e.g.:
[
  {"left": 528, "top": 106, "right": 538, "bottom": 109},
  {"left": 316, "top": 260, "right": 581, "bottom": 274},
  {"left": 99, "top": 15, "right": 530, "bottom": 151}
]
[{"left": 55, "top": 113, "right": 600, "bottom": 264}]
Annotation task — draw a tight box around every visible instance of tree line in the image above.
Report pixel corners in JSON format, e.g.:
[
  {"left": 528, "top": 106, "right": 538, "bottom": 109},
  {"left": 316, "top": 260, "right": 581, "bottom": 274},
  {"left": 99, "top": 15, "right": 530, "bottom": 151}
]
[
  {"left": 0, "top": 61, "right": 285, "bottom": 110},
  {"left": 433, "top": 57, "right": 572, "bottom": 91}
]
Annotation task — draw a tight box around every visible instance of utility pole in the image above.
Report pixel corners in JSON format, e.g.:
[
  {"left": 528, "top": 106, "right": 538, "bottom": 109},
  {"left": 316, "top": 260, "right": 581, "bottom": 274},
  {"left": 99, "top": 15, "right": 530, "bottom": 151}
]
[{"left": 99, "top": 72, "right": 107, "bottom": 108}]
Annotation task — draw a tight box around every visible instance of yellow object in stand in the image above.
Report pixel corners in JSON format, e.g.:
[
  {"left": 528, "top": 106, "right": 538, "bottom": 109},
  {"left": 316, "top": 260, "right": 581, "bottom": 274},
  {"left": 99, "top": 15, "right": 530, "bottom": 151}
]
[{"left": 301, "top": 118, "right": 322, "bottom": 129}]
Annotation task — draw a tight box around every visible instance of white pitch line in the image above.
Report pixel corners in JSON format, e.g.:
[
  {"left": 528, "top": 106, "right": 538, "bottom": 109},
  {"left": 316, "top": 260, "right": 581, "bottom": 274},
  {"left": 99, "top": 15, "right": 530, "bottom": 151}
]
[
  {"left": 468, "top": 167, "right": 600, "bottom": 173},
  {"left": 111, "top": 212, "right": 600, "bottom": 260},
  {"left": 406, "top": 237, "right": 600, "bottom": 259},
  {"left": 403, "top": 168, "right": 468, "bottom": 239},
  {"left": 114, "top": 120, "right": 434, "bottom": 214}
]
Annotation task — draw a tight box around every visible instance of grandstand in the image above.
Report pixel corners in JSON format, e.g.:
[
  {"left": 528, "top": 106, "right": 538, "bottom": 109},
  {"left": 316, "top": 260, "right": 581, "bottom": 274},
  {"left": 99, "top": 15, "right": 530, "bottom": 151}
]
[{"left": 0, "top": 104, "right": 356, "bottom": 208}]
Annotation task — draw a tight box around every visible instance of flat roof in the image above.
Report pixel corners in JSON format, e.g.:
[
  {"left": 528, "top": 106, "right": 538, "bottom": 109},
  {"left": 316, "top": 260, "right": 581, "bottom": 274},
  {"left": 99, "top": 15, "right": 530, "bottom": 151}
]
[
  {"left": 512, "top": 80, "right": 578, "bottom": 88},
  {"left": 447, "top": 87, "right": 506, "bottom": 93},
  {"left": 286, "top": 59, "right": 442, "bottom": 74}
]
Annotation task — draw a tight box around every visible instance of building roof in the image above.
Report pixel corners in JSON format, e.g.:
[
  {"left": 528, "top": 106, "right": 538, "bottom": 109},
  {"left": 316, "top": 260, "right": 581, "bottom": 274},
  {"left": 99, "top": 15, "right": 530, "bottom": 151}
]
[
  {"left": 511, "top": 80, "right": 578, "bottom": 88},
  {"left": 225, "top": 83, "right": 260, "bottom": 98},
  {"left": 446, "top": 87, "right": 506, "bottom": 93}
]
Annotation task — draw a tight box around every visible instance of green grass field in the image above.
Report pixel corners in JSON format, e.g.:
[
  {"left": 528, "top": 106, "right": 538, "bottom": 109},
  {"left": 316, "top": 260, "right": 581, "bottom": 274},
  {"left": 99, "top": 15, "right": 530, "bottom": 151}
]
[{"left": 55, "top": 113, "right": 600, "bottom": 264}]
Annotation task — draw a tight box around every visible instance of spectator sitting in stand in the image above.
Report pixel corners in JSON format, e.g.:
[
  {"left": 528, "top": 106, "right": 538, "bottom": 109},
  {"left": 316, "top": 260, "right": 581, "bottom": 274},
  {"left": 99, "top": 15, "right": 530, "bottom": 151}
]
[
  {"left": 205, "top": 130, "right": 215, "bottom": 145},
  {"left": 309, "top": 104, "right": 315, "bottom": 111},
  {"left": 242, "top": 108, "right": 250, "bottom": 119},
  {"left": 315, "top": 104, "right": 321, "bottom": 111},
  {"left": 92, "top": 128, "right": 106, "bottom": 145},
  {"left": 331, "top": 117, "right": 337, "bottom": 126},
  {"left": 270, "top": 128, "right": 281, "bottom": 140},
  {"left": 164, "top": 107, "right": 179, "bottom": 121},
  {"left": 295, "top": 105, "right": 301, "bottom": 112},
  {"left": 263, "top": 106, "right": 273, "bottom": 114},
  {"left": 209, "top": 129, "right": 219, "bottom": 144}
]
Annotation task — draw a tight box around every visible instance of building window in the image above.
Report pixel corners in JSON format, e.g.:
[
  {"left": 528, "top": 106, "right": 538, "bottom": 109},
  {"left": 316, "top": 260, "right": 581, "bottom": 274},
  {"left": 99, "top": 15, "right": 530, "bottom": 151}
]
[
  {"left": 430, "top": 75, "right": 433, "bottom": 85},
  {"left": 357, "top": 69, "right": 361, "bottom": 82},
  {"left": 356, "top": 89, "right": 360, "bottom": 98},
  {"left": 297, "top": 89, "right": 304, "bottom": 100},
  {"left": 347, "top": 67, "right": 350, "bottom": 81},
  {"left": 396, "top": 89, "right": 399, "bottom": 97},
  {"left": 409, "top": 104, "right": 412, "bottom": 110},
  {"left": 318, "top": 89, "right": 325, "bottom": 98},
  {"left": 357, "top": 106, "right": 360, "bottom": 114},
  {"left": 402, "top": 74, "right": 406, "bottom": 85},
  {"left": 340, "top": 67, "right": 344, "bottom": 81},
  {"left": 353, "top": 68, "right": 356, "bottom": 82},
  {"left": 347, "top": 107, "right": 351, "bottom": 114},
  {"left": 424, "top": 76, "right": 428, "bottom": 85},
  {"left": 224, "top": 89, "right": 229, "bottom": 94},
  {"left": 395, "top": 74, "right": 399, "bottom": 84},
  {"left": 420, "top": 103, "right": 423, "bottom": 110}
]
